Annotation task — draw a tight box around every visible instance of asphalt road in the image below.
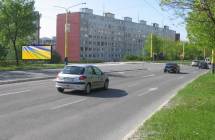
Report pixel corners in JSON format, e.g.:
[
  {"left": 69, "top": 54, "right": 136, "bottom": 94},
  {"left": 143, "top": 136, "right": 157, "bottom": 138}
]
[{"left": 0, "top": 63, "right": 207, "bottom": 140}]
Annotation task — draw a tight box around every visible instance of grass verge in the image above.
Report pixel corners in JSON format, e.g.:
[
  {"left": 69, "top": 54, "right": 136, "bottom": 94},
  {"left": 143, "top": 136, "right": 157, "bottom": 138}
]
[{"left": 130, "top": 73, "right": 215, "bottom": 140}]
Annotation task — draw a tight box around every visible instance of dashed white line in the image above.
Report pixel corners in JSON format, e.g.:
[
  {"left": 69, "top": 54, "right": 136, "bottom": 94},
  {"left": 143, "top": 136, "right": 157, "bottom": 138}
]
[
  {"left": 117, "top": 72, "right": 125, "bottom": 74},
  {"left": 142, "top": 74, "right": 155, "bottom": 78},
  {"left": 51, "top": 98, "right": 87, "bottom": 110},
  {"left": 138, "top": 87, "right": 158, "bottom": 96},
  {"left": 0, "top": 90, "right": 31, "bottom": 97},
  {"left": 127, "top": 74, "right": 155, "bottom": 88}
]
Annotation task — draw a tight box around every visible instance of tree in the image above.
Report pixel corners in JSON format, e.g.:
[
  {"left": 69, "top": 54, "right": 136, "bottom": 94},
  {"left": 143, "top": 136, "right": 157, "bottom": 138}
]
[
  {"left": 144, "top": 34, "right": 183, "bottom": 60},
  {"left": 0, "top": 43, "right": 7, "bottom": 60},
  {"left": 161, "top": 0, "right": 215, "bottom": 73},
  {"left": 0, "top": 0, "right": 37, "bottom": 65},
  {"left": 160, "top": 0, "right": 215, "bottom": 26}
]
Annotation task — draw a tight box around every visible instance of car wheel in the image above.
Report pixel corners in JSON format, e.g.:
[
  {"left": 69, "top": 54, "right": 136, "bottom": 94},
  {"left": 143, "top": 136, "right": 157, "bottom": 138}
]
[
  {"left": 104, "top": 80, "right": 109, "bottom": 90},
  {"left": 85, "top": 83, "right": 91, "bottom": 94},
  {"left": 177, "top": 70, "right": 180, "bottom": 73},
  {"left": 57, "top": 87, "right": 64, "bottom": 93}
]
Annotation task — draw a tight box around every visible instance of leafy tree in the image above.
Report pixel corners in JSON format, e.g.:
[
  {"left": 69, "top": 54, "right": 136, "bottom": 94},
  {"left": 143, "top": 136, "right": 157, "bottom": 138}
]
[
  {"left": 0, "top": 0, "right": 37, "bottom": 65},
  {"left": 0, "top": 43, "right": 7, "bottom": 60},
  {"left": 144, "top": 34, "right": 182, "bottom": 60},
  {"left": 161, "top": 0, "right": 215, "bottom": 73},
  {"left": 160, "top": 0, "right": 215, "bottom": 26}
]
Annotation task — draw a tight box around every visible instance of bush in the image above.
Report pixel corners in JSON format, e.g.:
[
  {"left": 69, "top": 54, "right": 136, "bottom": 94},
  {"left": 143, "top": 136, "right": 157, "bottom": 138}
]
[{"left": 124, "top": 55, "right": 144, "bottom": 61}]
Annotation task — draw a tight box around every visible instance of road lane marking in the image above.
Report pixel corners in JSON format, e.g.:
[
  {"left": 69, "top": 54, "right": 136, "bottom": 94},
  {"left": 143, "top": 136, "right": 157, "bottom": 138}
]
[
  {"left": 117, "top": 72, "right": 125, "bottom": 74},
  {"left": 0, "top": 90, "right": 31, "bottom": 97},
  {"left": 51, "top": 98, "right": 87, "bottom": 110},
  {"left": 127, "top": 74, "right": 155, "bottom": 88},
  {"left": 142, "top": 74, "right": 155, "bottom": 78},
  {"left": 138, "top": 87, "right": 158, "bottom": 96}
]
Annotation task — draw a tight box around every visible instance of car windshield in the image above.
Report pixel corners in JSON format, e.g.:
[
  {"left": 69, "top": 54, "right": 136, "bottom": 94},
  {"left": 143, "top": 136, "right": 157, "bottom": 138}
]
[
  {"left": 166, "top": 63, "right": 177, "bottom": 66},
  {"left": 62, "top": 66, "right": 85, "bottom": 75}
]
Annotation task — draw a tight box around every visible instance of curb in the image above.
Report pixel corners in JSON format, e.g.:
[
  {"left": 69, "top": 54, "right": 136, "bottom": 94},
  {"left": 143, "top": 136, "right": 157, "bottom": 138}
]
[
  {"left": 123, "top": 70, "right": 209, "bottom": 140},
  {"left": 0, "top": 76, "right": 56, "bottom": 85}
]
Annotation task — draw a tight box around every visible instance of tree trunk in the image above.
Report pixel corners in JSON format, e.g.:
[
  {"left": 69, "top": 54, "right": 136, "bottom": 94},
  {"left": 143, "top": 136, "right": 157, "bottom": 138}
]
[
  {"left": 212, "top": 64, "right": 215, "bottom": 74},
  {"left": 212, "top": 49, "right": 214, "bottom": 74},
  {"left": 12, "top": 41, "right": 19, "bottom": 65}
]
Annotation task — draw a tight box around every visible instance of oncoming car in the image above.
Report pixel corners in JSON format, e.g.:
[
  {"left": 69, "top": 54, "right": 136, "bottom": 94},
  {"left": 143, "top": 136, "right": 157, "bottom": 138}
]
[
  {"left": 56, "top": 65, "right": 109, "bottom": 94},
  {"left": 164, "top": 63, "right": 180, "bottom": 73},
  {"left": 191, "top": 60, "right": 200, "bottom": 67}
]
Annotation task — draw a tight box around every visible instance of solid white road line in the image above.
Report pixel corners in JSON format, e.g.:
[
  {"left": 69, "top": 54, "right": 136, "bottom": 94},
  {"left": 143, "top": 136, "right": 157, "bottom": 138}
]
[
  {"left": 138, "top": 87, "right": 158, "bottom": 96},
  {"left": 0, "top": 90, "right": 31, "bottom": 97},
  {"left": 51, "top": 98, "right": 87, "bottom": 110}
]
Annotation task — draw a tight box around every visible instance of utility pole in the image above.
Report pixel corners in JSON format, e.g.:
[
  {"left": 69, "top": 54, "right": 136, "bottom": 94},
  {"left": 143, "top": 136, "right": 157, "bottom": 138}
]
[
  {"left": 65, "top": 11, "right": 69, "bottom": 60},
  {"left": 182, "top": 42, "right": 185, "bottom": 61},
  {"left": 55, "top": 2, "right": 86, "bottom": 65},
  {"left": 204, "top": 48, "right": 206, "bottom": 59},
  {"left": 150, "top": 33, "right": 153, "bottom": 61}
]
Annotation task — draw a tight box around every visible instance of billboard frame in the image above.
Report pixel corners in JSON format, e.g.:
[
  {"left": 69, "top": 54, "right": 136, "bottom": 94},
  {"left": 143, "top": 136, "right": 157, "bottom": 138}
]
[{"left": 21, "top": 44, "right": 53, "bottom": 61}]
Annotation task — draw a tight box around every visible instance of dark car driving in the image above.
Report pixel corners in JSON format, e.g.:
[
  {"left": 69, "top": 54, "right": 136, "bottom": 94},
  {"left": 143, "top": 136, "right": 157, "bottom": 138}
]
[
  {"left": 164, "top": 63, "right": 180, "bottom": 73},
  {"left": 198, "top": 61, "right": 209, "bottom": 69}
]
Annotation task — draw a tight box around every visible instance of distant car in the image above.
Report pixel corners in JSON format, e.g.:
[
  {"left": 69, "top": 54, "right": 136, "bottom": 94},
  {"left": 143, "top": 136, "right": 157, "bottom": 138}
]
[
  {"left": 56, "top": 64, "right": 109, "bottom": 94},
  {"left": 191, "top": 60, "right": 200, "bottom": 67},
  {"left": 198, "top": 61, "right": 209, "bottom": 69},
  {"left": 164, "top": 63, "right": 180, "bottom": 73},
  {"left": 205, "top": 58, "right": 211, "bottom": 65}
]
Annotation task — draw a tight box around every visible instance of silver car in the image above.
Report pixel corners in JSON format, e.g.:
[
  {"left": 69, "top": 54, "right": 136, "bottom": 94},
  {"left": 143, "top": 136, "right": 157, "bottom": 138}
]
[{"left": 56, "top": 64, "right": 109, "bottom": 94}]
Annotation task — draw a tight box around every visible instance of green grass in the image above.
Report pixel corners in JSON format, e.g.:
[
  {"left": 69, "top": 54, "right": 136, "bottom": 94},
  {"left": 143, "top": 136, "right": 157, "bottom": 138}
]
[
  {"left": 130, "top": 73, "right": 215, "bottom": 140},
  {"left": 0, "top": 63, "right": 65, "bottom": 71}
]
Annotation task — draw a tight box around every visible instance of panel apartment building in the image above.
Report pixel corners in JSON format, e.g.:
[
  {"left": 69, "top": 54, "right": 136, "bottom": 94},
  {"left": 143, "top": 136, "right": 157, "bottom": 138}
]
[{"left": 56, "top": 8, "right": 178, "bottom": 62}]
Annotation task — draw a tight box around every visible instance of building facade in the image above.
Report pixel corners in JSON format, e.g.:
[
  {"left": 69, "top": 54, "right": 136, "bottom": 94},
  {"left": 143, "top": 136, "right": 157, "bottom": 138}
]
[
  {"left": 56, "top": 8, "right": 178, "bottom": 62},
  {"left": 40, "top": 37, "right": 56, "bottom": 49}
]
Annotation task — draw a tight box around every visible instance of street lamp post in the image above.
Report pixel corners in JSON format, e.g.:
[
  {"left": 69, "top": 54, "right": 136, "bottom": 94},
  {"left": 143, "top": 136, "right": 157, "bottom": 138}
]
[
  {"left": 55, "top": 3, "right": 86, "bottom": 65},
  {"left": 150, "top": 33, "right": 153, "bottom": 61}
]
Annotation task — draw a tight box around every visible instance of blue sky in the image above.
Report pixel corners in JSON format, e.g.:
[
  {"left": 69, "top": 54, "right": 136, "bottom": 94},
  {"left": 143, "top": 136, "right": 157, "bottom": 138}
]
[{"left": 35, "top": 0, "right": 187, "bottom": 40}]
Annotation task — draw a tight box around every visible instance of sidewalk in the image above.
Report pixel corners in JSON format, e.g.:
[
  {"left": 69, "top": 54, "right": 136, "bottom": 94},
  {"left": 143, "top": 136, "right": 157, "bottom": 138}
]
[{"left": 0, "top": 69, "right": 61, "bottom": 85}]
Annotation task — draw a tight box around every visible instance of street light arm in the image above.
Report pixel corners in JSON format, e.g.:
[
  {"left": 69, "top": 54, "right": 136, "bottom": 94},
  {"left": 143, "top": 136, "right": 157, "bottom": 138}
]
[
  {"left": 54, "top": 2, "right": 86, "bottom": 12},
  {"left": 54, "top": 6, "right": 67, "bottom": 11},
  {"left": 68, "top": 2, "right": 86, "bottom": 10}
]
